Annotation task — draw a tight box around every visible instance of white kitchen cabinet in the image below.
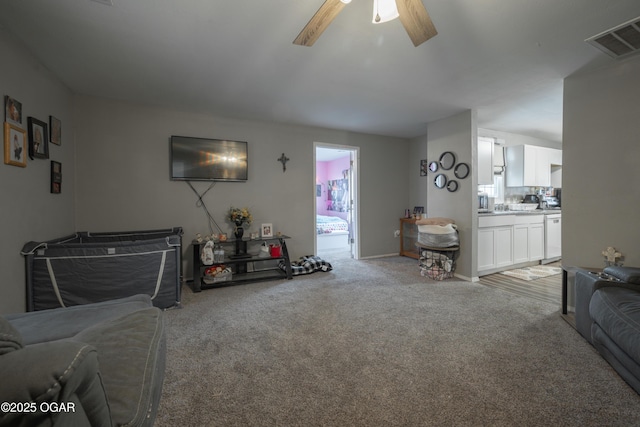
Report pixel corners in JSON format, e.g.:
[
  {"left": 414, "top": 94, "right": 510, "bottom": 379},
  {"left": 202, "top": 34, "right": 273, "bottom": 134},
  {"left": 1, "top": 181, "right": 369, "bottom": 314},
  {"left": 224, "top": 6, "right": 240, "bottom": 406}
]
[
  {"left": 505, "top": 145, "right": 561, "bottom": 187},
  {"left": 529, "top": 222, "right": 545, "bottom": 261},
  {"left": 478, "top": 214, "right": 544, "bottom": 275},
  {"left": 478, "top": 215, "right": 515, "bottom": 272},
  {"left": 548, "top": 149, "right": 562, "bottom": 166},
  {"left": 478, "top": 137, "right": 494, "bottom": 185},
  {"left": 550, "top": 165, "right": 562, "bottom": 188},
  {"left": 513, "top": 224, "right": 530, "bottom": 264},
  {"left": 506, "top": 145, "right": 531, "bottom": 187},
  {"left": 534, "top": 148, "right": 551, "bottom": 187},
  {"left": 495, "top": 227, "right": 514, "bottom": 267},
  {"left": 513, "top": 215, "right": 544, "bottom": 263},
  {"left": 478, "top": 228, "right": 497, "bottom": 271},
  {"left": 477, "top": 226, "right": 513, "bottom": 271}
]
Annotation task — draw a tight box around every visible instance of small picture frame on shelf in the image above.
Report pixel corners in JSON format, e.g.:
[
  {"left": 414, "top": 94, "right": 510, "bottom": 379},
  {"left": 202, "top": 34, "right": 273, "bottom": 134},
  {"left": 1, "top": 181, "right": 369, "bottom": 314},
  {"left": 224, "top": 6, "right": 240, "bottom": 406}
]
[{"left": 261, "top": 223, "right": 273, "bottom": 238}]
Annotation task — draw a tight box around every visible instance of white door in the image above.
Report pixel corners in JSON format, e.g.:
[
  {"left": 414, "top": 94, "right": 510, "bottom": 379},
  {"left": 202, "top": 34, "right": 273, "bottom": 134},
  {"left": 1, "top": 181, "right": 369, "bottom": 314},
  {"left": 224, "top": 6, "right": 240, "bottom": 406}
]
[{"left": 347, "top": 150, "right": 357, "bottom": 258}]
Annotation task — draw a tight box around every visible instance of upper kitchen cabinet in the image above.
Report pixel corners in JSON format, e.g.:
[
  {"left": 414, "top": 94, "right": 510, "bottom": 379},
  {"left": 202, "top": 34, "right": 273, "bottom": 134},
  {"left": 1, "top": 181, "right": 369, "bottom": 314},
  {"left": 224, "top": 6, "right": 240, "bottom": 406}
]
[
  {"left": 478, "top": 137, "right": 494, "bottom": 185},
  {"left": 505, "top": 145, "right": 562, "bottom": 187},
  {"left": 478, "top": 137, "right": 506, "bottom": 185}
]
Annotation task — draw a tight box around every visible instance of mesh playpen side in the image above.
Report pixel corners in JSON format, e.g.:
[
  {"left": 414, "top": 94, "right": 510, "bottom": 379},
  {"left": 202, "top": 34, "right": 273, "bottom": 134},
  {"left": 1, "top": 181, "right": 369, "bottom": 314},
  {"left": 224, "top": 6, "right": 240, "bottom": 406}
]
[{"left": 22, "top": 228, "right": 183, "bottom": 311}]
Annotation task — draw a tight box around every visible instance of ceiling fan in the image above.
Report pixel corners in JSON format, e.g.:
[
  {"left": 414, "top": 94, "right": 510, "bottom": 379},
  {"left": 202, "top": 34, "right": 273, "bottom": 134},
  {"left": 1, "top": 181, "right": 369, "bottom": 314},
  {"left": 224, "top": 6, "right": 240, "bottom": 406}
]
[{"left": 293, "top": 0, "right": 437, "bottom": 47}]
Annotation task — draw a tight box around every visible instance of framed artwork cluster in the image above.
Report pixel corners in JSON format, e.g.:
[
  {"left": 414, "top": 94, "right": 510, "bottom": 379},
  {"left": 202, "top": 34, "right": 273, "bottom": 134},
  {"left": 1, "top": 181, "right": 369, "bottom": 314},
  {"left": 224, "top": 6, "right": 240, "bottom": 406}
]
[{"left": 3, "top": 95, "right": 63, "bottom": 193}]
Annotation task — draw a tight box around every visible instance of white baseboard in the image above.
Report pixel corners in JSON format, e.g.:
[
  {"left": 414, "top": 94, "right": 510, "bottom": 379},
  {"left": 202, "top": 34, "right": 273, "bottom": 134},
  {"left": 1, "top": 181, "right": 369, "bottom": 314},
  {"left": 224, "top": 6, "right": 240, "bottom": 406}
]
[
  {"left": 454, "top": 273, "right": 473, "bottom": 282},
  {"left": 360, "top": 253, "right": 403, "bottom": 260}
]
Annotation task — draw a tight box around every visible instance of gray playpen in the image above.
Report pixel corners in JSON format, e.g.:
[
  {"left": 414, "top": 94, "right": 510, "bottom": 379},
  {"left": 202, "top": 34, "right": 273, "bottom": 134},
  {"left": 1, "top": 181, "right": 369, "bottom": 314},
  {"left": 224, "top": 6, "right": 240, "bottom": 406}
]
[{"left": 21, "top": 228, "right": 183, "bottom": 311}]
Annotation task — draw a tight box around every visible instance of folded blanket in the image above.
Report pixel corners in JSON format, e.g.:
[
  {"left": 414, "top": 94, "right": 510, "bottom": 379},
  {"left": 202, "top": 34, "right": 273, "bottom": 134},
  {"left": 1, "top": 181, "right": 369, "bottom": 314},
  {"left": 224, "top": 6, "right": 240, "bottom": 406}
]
[
  {"left": 415, "top": 217, "right": 455, "bottom": 226},
  {"left": 279, "top": 255, "right": 333, "bottom": 276}
]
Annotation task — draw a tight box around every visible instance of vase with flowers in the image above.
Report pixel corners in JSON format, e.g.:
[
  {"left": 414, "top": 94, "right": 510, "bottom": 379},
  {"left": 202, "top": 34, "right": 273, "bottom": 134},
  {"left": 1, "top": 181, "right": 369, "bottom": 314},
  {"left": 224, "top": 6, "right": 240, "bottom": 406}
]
[{"left": 227, "top": 207, "right": 253, "bottom": 239}]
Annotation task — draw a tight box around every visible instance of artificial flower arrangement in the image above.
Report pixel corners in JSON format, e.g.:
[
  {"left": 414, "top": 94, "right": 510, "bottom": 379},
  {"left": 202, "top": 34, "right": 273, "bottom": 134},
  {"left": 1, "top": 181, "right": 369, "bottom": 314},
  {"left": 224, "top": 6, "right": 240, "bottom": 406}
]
[{"left": 227, "top": 207, "right": 253, "bottom": 226}]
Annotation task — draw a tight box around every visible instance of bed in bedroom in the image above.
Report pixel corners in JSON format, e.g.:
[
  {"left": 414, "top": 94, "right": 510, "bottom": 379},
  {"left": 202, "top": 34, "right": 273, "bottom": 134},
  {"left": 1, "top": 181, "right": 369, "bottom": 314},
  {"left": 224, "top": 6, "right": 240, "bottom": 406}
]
[{"left": 316, "top": 215, "right": 350, "bottom": 250}]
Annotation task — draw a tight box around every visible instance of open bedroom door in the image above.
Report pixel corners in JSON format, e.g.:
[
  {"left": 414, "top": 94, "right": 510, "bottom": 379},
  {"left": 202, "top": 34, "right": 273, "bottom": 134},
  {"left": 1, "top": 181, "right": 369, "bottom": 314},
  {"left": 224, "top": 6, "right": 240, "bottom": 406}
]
[{"left": 314, "top": 143, "right": 359, "bottom": 260}]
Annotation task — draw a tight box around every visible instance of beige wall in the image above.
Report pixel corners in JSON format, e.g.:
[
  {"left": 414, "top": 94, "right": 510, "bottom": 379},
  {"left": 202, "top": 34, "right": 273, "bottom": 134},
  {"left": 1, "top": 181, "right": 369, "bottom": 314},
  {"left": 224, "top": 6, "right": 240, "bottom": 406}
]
[
  {"left": 0, "top": 29, "right": 76, "bottom": 314},
  {"left": 73, "top": 96, "right": 411, "bottom": 278},
  {"left": 426, "top": 110, "right": 477, "bottom": 280},
  {"left": 563, "top": 56, "right": 640, "bottom": 271},
  {"left": 0, "top": 26, "right": 412, "bottom": 314}
]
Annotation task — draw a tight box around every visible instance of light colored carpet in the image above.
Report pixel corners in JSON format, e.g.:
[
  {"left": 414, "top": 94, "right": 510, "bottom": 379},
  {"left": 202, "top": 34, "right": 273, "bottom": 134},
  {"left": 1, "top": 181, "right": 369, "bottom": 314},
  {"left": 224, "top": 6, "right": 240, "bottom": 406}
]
[
  {"left": 156, "top": 256, "right": 640, "bottom": 426},
  {"left": 500, "top": 265, "right": 563, "bottom": 281}
]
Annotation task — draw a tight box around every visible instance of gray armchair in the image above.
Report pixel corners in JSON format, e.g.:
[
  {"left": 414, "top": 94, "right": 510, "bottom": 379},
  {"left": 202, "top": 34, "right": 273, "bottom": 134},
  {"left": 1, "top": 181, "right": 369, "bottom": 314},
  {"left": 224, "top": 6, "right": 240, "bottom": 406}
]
[{"left": 0, "top": 294, "right": 166, "bottom": 427}]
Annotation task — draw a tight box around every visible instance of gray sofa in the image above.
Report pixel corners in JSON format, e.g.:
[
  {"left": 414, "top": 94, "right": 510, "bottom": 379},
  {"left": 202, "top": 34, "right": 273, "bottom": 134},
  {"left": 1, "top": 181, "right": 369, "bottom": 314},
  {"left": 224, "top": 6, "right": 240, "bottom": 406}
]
[
  {"left": 0, "top": 294, "right": 166, "bottom": 427},
  {"left": 575, "top": 266, "right": 640, "bottom": 394}
]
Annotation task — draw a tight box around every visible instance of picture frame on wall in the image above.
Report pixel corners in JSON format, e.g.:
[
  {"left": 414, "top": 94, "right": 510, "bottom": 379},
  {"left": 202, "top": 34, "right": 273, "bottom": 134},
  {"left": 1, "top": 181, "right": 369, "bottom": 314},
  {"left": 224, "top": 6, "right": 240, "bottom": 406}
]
[
  {"left": 261, "top": 223, "right": 273, "bottom": 238},
  {"left": 4, "top": 96, "right": 23, "bottom": 126},
  {"left": 3, "top": 122, "right": 27, "bottom": 167},
  {"left": 49, "top": 115, "right": 61, "bottom": 146},
  {"left": 51, "top": 161, "right": 62, "bottom": 194},
  {"left": 27, "top": 117, "right": 49, "bottom": 159},
  {"left": 420, "top": 159, "right": 428, "bottom": 176}
]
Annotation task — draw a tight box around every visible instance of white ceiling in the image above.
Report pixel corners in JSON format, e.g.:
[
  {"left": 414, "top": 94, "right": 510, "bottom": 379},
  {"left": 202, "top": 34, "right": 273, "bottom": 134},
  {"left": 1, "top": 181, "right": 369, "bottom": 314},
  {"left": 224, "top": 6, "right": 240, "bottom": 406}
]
[{"left": 1, "top": 0, "right": 639, "bottom": 141}]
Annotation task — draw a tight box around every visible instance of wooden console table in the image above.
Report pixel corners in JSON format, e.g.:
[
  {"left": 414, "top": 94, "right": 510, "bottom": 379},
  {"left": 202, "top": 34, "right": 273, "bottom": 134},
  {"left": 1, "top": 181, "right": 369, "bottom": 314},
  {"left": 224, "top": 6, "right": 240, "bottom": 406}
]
[{"left": 400, "top": 218, "right": 419, "bottom": 259}]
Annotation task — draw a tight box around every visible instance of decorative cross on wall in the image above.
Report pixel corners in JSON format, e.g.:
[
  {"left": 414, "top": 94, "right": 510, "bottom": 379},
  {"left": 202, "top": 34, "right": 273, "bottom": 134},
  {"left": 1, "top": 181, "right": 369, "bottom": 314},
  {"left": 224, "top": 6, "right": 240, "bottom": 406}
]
[{"left": 277, "top": 153, "right": 290, "bottom": 172}]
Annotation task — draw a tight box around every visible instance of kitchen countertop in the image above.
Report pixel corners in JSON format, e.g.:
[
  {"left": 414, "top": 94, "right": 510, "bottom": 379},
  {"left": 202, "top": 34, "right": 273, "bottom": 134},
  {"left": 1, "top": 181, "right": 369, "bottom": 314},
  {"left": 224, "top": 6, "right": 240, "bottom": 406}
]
[{"left": 478, "top": 209, "right": 561, "bottom": 216}]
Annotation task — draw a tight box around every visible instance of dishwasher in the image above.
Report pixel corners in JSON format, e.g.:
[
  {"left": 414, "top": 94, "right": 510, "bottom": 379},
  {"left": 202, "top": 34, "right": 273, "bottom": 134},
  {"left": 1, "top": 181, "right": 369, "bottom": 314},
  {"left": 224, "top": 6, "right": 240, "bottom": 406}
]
[{"left": 544, "top": 214, "right": 562, "bottom": 261}]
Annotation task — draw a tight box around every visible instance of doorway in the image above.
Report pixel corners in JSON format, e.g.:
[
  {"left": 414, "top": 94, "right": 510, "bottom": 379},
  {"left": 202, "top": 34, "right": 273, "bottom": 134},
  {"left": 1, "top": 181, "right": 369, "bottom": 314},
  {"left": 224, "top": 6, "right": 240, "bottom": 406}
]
[{"left": 314, "top": 143, "right": 359, "bottom": 260}]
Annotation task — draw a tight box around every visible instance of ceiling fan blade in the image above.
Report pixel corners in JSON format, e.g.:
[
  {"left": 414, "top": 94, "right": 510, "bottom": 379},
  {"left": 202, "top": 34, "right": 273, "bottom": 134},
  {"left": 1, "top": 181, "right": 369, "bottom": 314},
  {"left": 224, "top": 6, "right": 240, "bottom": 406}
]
[
  {"left": 293, "top": 0, "right": 347, "bottom": 47},
  {"left": 396, "top": 0, "right": 437, "bottom": 47}
]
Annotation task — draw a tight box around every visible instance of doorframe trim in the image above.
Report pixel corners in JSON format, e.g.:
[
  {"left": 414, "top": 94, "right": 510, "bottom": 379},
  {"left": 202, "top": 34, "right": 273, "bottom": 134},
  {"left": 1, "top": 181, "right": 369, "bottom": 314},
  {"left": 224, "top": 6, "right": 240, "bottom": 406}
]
[{"left": 313, "top": 142, "right": 360, "bottom": 259}]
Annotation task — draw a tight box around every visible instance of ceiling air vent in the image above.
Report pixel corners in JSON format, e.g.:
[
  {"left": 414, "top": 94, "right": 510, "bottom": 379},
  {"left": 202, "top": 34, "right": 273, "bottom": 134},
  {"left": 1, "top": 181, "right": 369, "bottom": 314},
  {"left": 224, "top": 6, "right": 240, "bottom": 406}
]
[{"left": 586, "top": 16, "right": 640, "bottom": 59}]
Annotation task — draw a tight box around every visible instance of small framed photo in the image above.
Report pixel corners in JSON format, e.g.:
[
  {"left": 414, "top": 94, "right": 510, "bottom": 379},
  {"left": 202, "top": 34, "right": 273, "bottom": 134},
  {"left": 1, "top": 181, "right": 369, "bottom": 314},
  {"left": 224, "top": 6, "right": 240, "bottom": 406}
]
[
  {"left": 27, "top": 117, "right": 49, "bottom": 159},
  {"left": 261, "top": 223, "right": 273, "bottom": 238},
  {"left": 4, "top": 96, "right": 22, "bottom": 126},
  {"left": 51, "top": 161, "right": 62, "bottom": 194},
  {"left": 49, "top": 116, "right": 61, "bottom": 146},
  {"left": 4, "top": 122, "right": 27, "bottom": 167},
  {"left": 420, "top": 159, "right": 428, "bottom": 176}
]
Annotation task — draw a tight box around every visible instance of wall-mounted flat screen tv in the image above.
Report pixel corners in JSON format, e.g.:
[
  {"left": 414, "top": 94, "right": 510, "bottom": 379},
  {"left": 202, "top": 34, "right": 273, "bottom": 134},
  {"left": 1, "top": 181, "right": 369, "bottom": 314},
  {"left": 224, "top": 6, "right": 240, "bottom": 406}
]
[{"left": 170, "top": 136, "right": 248, "bottom": 182}]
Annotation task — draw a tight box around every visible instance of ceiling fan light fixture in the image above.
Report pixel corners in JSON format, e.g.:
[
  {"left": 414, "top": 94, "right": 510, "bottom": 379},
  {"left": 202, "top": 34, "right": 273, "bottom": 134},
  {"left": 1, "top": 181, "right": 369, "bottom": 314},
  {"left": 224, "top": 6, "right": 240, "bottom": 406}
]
[
  {"left": 340, "top": 0, "right": 352, "bottom": 3},
  {"left": 372, "top": 0, "right": 399, "bottom": 24}
]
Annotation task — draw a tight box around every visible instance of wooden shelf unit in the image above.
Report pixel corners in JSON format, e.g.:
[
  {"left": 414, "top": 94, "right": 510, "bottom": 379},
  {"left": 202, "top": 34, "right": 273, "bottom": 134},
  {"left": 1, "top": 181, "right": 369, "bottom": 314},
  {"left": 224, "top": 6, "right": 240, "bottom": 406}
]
[{"left": 400, "top": 218, "right": 419, "bottom": 259}]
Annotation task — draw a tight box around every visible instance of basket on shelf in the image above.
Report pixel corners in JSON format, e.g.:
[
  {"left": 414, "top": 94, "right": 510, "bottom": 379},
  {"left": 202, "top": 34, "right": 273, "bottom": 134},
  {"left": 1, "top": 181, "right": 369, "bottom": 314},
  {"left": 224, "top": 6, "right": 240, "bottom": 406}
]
[{"left": 203, "top": 265, "right": 232, "bottom": 284}]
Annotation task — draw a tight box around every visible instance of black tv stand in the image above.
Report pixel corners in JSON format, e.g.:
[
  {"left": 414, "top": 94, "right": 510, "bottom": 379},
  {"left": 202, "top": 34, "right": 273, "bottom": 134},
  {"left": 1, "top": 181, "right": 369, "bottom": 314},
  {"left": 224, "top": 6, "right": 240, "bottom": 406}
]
[{"left": 191, "top": 235, "right": 292, "bottom": 292}]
